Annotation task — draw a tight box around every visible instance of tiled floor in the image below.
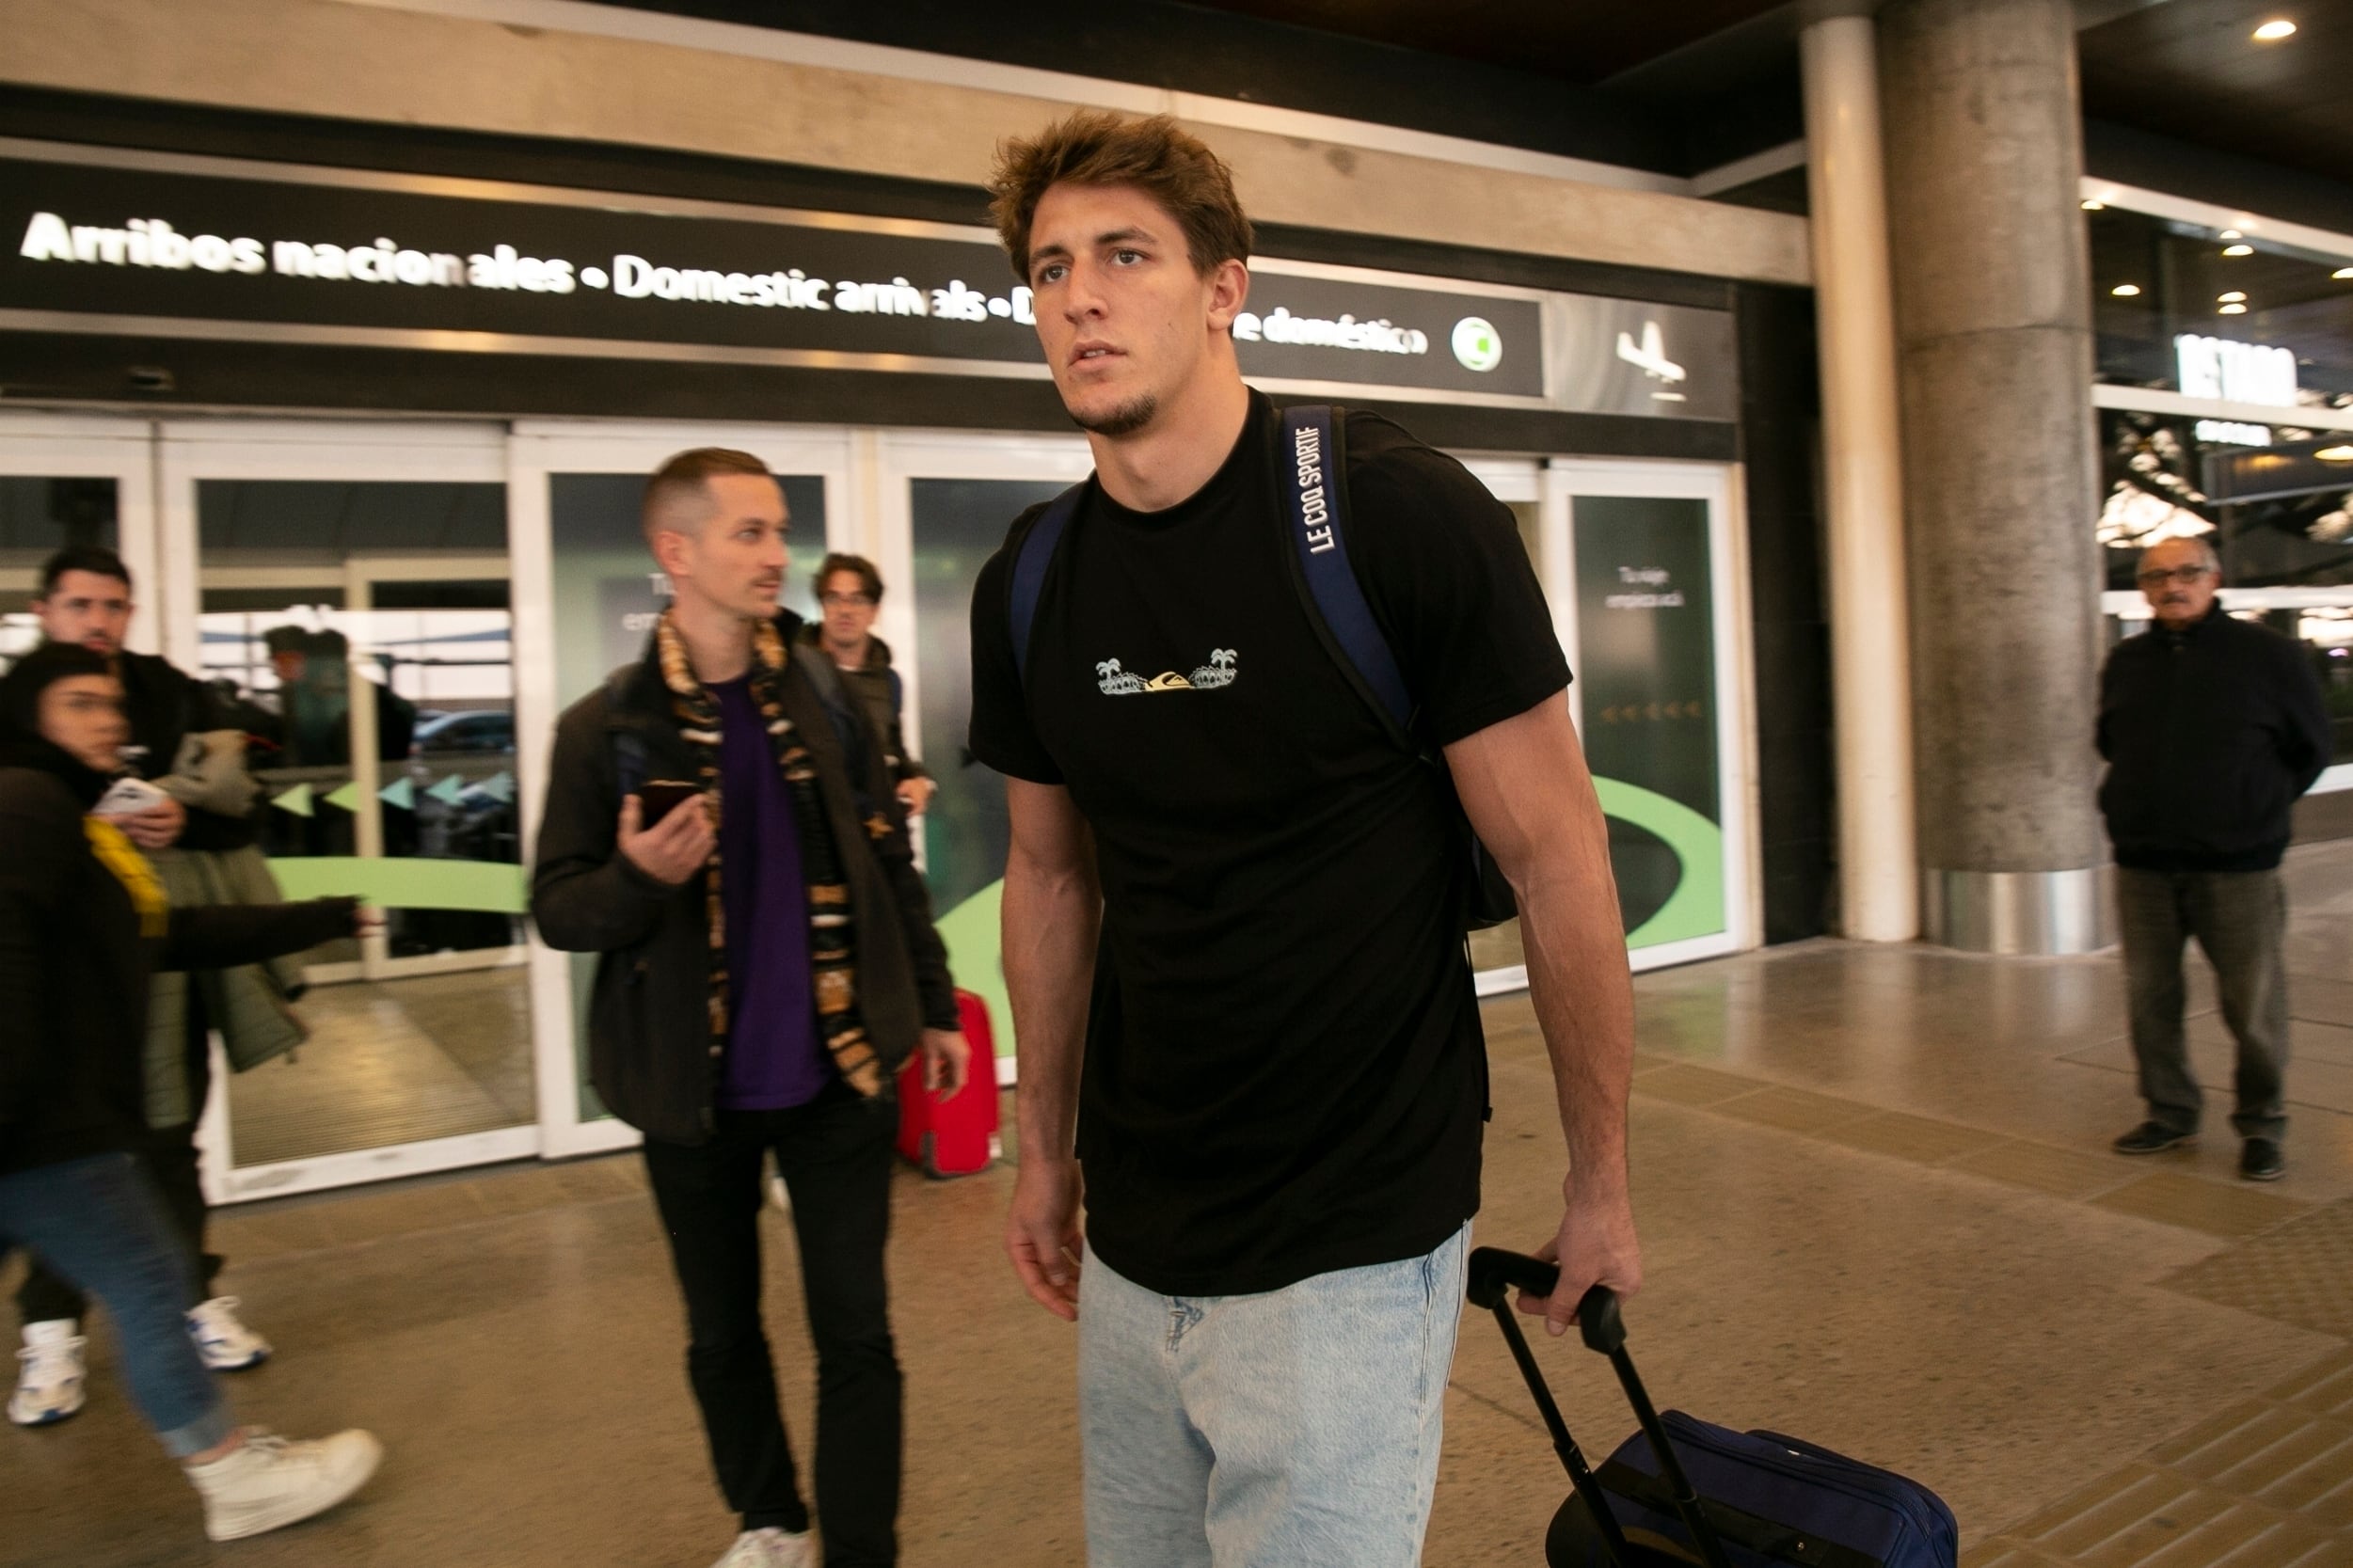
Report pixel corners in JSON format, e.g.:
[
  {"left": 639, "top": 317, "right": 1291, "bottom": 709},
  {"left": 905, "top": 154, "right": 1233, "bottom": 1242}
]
[{"left": 12, "top": 846, "right": 2353, "bottom": 1565}]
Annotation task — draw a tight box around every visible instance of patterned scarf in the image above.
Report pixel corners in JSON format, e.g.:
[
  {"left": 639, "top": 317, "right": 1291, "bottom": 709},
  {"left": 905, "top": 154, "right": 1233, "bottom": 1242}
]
[{"left": 656, "top": 610, "right": 884, "bottom": 1098}]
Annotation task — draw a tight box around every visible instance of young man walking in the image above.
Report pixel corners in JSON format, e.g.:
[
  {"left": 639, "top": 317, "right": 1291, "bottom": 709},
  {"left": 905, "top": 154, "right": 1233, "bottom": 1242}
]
[
  {"left": 14, "top": 546, "right": 280, "bottom": 1428},
  {"left": 799, "top": 553, "right": 934, "bottom": 818},
  {"left": 971, "top": 112, "right": 1641, "bottom": 1566},
  {"left": 532, "top": 450, "right": 970, "bottom": 1568}
]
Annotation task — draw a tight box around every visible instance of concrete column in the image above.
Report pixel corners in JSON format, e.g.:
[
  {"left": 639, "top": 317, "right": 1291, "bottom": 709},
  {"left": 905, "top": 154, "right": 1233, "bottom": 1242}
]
[
  {"left": 1880, "top": 0, "right": 2111, "bottom": 954},
  {"left": 1801, "top": 12, "right": 1918, "bottom": 942}
]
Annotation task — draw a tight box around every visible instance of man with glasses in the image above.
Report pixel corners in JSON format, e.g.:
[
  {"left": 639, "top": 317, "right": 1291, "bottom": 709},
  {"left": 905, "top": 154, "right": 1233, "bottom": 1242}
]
[
  {"left": 799, "top": 554, "right": 933, "bottom": 817},
  {"left": 2097, "top": 535, "right": 2330, "bottom": 1180}
]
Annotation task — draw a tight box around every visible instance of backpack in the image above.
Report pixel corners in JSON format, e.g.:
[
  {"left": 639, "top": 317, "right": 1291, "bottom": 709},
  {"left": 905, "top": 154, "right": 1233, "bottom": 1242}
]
[{"left": 1007, "top": 403, "right": 1518, "bottom": 931}]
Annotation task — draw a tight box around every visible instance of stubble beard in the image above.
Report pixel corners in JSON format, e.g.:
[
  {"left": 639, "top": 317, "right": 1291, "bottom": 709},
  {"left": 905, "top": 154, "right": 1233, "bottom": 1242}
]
[{"left": 1070, "top": 393, "right": 1159, "bottom": 439}]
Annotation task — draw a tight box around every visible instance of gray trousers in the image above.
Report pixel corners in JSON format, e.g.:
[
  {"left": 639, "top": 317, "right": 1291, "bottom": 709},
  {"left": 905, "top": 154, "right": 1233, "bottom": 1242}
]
[{"left": 2116, "top": 866, "right": 2290, "bottom": 1143}]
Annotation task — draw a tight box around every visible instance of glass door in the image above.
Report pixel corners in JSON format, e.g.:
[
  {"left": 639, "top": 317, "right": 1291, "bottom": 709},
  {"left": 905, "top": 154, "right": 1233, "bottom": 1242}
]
[
  {"left": 509, "top": 421, "right": 851, "bottom": 1156},
  {"left": 880, "top": 431, "right": 1096, "bottom": 1082},
  {"left": 157, "top": 421, "right": 536, "bottom": 1199},
  {"left": 1542, "top": 459, "right": 1757, "bottom": 971}
]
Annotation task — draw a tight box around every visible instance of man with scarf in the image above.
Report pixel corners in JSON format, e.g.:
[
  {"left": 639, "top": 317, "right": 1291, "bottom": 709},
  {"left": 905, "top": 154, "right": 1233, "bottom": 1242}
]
[{"left": 532, "top": 447, "right": 969, "bottom": 1568}]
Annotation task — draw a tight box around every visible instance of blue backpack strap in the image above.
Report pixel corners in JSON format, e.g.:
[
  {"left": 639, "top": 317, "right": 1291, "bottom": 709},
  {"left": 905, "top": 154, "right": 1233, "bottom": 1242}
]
[
  {"left": 1009, "top": 483, "right": 1087, "bottom": 687},
  {"left": 1282, "top": 404, "right": 1414, "bottom": 737}
]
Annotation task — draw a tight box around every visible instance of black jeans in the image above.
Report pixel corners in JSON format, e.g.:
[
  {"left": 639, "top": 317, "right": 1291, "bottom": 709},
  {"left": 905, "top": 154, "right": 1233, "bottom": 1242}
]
[
  {"left": 19, "top": 1001, "right": 218, "bottom": 1328},
  {"left": 643, "top": 1084, "right": 902, "bottom": 1566},
  {"left": 2117, "top": 866, "right": 2291, "bottom": 1143}
]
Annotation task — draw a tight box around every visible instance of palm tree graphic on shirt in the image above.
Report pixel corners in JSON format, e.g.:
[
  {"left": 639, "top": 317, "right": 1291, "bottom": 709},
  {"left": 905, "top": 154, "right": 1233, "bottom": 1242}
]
[{"left": 1090, "top": 647, "right": 1238, "bottom": 694}]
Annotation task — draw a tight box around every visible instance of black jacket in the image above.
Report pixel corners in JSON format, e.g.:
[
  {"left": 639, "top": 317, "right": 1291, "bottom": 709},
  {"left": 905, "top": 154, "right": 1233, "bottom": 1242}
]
[
  {"left": 530, "top": 611, "right": 959, "bottom": 1147},
  {"left": 2096, "top": 606, "right": 2333, "bottom": 872},
  {"left": 0, "top": 766, "right": 354, "bottom": 1175},
  {"left": 795, "top": 625, "right": 927, "bottom": 784}
]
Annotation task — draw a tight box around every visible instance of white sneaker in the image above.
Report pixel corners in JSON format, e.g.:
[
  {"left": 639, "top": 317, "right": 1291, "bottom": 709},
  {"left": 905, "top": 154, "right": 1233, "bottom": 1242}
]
[
  {"left": 187, "top": 1296, "right": 271, "bottom": 1370},
  {"left": 185, "top": 1427, "right": 383, "bottom": 1542},
  {"left": 712, "top": 1527, "right": 815, "bottom": 1567},
  {"left": 8, "top": 1320, "right": 87, "bottom": 1426}
]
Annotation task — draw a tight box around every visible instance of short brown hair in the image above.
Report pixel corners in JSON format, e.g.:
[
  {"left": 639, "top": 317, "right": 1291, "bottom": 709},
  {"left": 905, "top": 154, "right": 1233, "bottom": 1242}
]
[
  {"left": 987, "top": 111, "right": 1252, "bottom": 284},
  {"left": 642, "top": 448, "right": 771, "bottom": 542},
  {"left": 817, "top": 552, "right": 884, "bottom": 604}
]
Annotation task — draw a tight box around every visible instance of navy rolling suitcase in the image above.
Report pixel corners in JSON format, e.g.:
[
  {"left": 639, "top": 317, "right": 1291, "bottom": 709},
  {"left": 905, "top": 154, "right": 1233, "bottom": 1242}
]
[{"left": 1467, "top": 1249, "right": 1958, "bottom": 1568}]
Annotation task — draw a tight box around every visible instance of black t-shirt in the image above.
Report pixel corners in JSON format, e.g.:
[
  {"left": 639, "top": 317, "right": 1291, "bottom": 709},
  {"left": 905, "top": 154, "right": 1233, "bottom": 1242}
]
[{"left": 968, "top": 391, "right": 1570, "bottom": 1295}]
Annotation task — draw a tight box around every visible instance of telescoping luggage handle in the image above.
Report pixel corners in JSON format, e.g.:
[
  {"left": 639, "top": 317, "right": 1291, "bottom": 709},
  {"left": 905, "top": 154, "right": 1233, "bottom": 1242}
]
[{"left": 1468, "top": 1248, "right": 1734, "bottom": 1568}]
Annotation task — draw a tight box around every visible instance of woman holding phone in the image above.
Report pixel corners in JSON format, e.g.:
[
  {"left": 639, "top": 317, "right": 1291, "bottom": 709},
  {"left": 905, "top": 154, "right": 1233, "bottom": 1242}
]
[{"left": 0, "top": 641, "right": 385, "bottom": 1544}]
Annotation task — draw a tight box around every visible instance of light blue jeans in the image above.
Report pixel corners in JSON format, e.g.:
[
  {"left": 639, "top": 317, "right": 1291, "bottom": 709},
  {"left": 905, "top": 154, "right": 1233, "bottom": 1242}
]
[
  {"left": 1078, "top": 1223, "right": 1471, "bottom": 1568},
  {"left": 0, "top": 1152, "right": 232, "bottom": 1457}
]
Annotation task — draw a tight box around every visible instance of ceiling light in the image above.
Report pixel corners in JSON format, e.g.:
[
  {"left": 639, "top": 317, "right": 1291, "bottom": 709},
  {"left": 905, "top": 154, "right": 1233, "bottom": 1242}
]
[
  {"left": 2082, "top": 199, "right": 2106, "bottom": 211},
  {"left": 2111, "top": 283, "right": 2142, "bottom": 296},
  {"left": 2318, "top": 446, "right": 2353, "bottom": 463},
  {"left": 2252, "top": 20, "right": 2297, "bottom": 40},
  {"left": 2218, "top": 291, "right": 2247, "bottom": 303},
  {"left": 2223, "top": 244, "right": 2255, "bottom": 256},
  {"left": 2221, "top": 230, "right": 2244, "bottom": 240},
  {"left": 2336, "top": 268, "right": 2353, "bottom": 279},
  {"left": 2219, "top": 302, "right": 2249, "bottom": 314}
]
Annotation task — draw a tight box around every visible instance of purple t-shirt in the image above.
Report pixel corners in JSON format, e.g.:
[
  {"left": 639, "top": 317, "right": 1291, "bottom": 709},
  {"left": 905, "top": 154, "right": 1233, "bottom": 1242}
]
[{"left": 711, "top": 677, "right": 831, "bottom": 1110}]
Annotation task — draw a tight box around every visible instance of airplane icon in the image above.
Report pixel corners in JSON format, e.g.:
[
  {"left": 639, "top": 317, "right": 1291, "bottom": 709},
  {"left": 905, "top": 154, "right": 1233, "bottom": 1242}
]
[{"left": 1615, "top": 321, "right": 1688, "bottom": 401}]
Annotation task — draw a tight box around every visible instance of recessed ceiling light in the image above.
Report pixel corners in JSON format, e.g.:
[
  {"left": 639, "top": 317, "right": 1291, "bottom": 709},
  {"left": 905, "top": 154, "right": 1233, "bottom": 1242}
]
[
  {"left": 2336, "top": 267, "right": 2353, "bottom": 279},
  {"left": 2221, "top": 230, "right": 2244, "bottom": 240},
  {"left": 2110, "top": 283, "right": 2141, "bottom": 296},
  {"left": 2219, "top": 302, "right": 2249, "bottom": 314},
  {"left": 2218, "top": 291, "right": 2248, "bottom": 303},
  {"left": 2316, "top": 445, "right": 2353, "bottom": 462},
  {"left": 2252, "top": 20, "right": 2297, "bottom": 41},
  {"left": 2224, "top": 244, "right": 2255, "bottom": 256},
  {"left": 2082, "top": 199, "right": 2106, "bottom": 211}
]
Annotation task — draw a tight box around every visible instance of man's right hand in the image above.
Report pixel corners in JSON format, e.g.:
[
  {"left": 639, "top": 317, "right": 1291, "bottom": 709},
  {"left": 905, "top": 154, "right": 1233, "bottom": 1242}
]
[
  {"left": 1005, "top": 1157, "right": 1084, "bottom": 1322},
  {"left": 617, "top": 793, "right": 715, "bottom": 886}
]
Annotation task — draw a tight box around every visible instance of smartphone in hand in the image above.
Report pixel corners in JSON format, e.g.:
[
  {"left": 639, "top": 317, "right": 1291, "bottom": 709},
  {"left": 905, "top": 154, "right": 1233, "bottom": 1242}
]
[{"left": 638, "top": 780, "right": 703, "bottom": 828}]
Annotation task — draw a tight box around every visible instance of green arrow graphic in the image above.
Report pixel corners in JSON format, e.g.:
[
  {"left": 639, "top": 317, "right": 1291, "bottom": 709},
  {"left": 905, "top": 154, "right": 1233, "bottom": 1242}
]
[
  {"left": 480, "top": 770, "right": 516, "bottom": 803},
  {"left": 378, "top": 777, "right": 416, "bottom": 812},
  {"left": 272, "top": 783, "right": 314, "bottom": 818},
  {"left": 322, "top": 781, "right": 364, "bottom": 813},
  {"left": 427, "top": 774, "right": 467, "bottom": 805}
]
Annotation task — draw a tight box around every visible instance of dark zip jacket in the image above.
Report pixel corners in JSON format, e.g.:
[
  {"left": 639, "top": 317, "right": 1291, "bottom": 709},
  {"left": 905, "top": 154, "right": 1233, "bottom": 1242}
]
[
  {"left": 529, "top": 610, "right": 958, "bottom": 1147},
  {"left": 795, "top": 625, "right": 927, "bottom": 785},
  {"left": 2096, "top": 605, "right": 2332, "bottom": 872},
  {"left": 0, "top": 764, "right": 355, "bottom": 1176}
]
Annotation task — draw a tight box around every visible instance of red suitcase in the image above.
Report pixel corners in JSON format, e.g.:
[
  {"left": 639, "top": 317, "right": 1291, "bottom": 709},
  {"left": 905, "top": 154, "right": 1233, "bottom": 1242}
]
[{"left": 894, "top": 990, "right": 1001, "bottom": 1178}]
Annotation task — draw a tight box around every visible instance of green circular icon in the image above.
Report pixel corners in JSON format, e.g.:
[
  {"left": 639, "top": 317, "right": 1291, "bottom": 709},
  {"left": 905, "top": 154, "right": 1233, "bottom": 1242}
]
[{"left": 1452, "top": 316, "right": 1502, "bottom": 372}]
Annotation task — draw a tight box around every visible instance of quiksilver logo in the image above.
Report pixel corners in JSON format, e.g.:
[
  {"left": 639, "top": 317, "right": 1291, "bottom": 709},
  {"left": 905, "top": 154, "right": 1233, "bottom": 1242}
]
[{"left": 1295, "top": 425, "right": 1334, "bottom": 555}]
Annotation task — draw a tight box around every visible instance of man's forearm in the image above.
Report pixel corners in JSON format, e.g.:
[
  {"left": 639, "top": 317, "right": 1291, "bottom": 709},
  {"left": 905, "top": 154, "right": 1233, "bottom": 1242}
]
[
  {"left": 1001, "top": 852, "right": 1100, "bottom": 1167},
  {"left": 1516, "top": 830, "right": 1635, "bottom": 1199}
]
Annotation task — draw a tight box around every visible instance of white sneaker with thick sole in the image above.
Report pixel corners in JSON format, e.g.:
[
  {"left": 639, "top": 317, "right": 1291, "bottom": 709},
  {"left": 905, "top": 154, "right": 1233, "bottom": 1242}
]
[
  {"left": 185, "top": 1427, "right": 383, "bottom": 1542},
  {"left": 8, "top": 1320, "right": 87, "bottom": 1427},
  {"left": 187, "top": 1296, "right": 271, "bottom": 1371},
  {"left": 711, "top": 1527, "right": 815, "bottom": 1567}
]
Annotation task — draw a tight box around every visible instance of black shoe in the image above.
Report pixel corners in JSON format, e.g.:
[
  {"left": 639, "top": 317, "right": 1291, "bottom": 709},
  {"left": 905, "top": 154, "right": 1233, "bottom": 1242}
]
[
  {"left": 2113, "top": 1120, "right": 2197, "bottom": 1155},
  {"left": 2241, "top": 1139, "right": 2285, "bottom": 1181}
]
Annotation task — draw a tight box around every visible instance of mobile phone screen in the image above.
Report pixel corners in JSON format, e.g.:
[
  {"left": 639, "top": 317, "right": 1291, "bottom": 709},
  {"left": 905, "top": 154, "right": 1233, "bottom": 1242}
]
[{"left": 639, "top": 780, "right": 701, "bottom": 827}]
